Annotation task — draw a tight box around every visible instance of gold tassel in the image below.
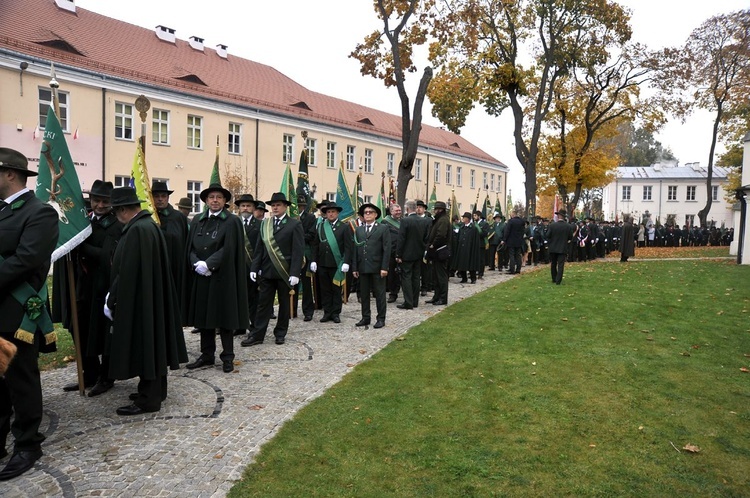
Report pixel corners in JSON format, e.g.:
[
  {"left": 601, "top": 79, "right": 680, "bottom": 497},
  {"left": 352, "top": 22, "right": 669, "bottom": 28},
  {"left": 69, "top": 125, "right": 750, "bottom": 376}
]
[
  {"left": 14, "top": 329, "right": 35, "bottom": 345},
  {"left": 45, "top": 331, "right": 57, "bottom": 345}
]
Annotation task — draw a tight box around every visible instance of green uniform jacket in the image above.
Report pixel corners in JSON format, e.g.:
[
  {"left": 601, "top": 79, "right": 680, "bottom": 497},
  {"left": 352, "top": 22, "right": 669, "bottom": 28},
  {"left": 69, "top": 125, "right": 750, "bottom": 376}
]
[{"left": 107, "top": 210, "right": 187, "bottom": 380}]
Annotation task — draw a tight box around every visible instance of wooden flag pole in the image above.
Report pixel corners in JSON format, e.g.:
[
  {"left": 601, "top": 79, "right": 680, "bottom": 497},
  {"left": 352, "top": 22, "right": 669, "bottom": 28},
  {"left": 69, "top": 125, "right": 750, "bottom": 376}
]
[{"left": 289, "top": 289, "right": 295, "bottom": 319}]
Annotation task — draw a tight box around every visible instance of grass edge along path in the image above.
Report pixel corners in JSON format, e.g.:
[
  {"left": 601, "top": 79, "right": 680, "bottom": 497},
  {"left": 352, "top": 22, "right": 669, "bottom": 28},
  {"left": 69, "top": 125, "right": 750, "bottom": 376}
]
[{"left": 230, "top": 259, "right": 750, "bottom": 497}]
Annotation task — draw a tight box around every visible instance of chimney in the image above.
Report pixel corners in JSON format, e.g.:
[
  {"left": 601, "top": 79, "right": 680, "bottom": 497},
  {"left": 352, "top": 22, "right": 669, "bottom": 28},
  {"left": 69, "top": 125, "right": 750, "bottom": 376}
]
[
  {"left": 216, "top": 44, "right": 228, "bottom": 59},
  {"left": 155, "top": 25, "right": 176, "bottom": 44},
  {"left": 189, "top": 36, "right": 204, "bottom": 51},
  {"left": 54, "top": 0, "right": 76, "bottom": 13}
]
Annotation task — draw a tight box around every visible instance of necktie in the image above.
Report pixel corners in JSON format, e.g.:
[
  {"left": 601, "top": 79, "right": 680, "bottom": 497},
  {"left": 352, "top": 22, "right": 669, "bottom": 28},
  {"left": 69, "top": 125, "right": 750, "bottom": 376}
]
[
  {"left": 366, "top": 224, "right": 371, "bottom": 234},
  {"left": 274, "top": 217, "right": 281, "bottom": 230},
  {"left": 244, "top": 218, "right": 249, "bottom": 227}
]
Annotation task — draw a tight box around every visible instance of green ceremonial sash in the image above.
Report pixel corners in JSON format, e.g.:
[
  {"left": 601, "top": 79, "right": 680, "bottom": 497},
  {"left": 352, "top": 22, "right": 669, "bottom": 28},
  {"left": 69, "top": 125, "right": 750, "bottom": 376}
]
[
  {"left": 261, "top": 218, "right": 292, "bottom": 287},
  {"left": 322, "top": 222, "right": 345, "bottom": 286},
  {"left": 382, "top": 215, "right": 400, "bottom": 230},
  {"left": 0, "top": 255, "right": 55, "bottom": 345}
]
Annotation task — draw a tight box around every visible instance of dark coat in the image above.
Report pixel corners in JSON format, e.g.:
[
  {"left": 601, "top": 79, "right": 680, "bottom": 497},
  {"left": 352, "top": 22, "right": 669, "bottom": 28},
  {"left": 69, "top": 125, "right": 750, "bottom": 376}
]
[
  {"left": 503, "top": 216, "right": 526, "bottom": 248},
  {"left": 620, "top": 221, "right": 635, "bottom": 257},
  {"left": 184, "top": 209, "right": 249, "bottom": 329},
  {"left": 0, "top": 191, "right": 59, "bottom": 344},
  {"left": 251, "top": 214, "right": 305, "bottom": 280},
  {"left": 312, "top": 218, "right": 353, "bottom": 268},
  {"left": 455, "top": 223, "right": 483, "bottom": 271},
  {"left": 106, "top": 210, "right": 187, "bottom": 380},
  {"left": 352, "top": 222, "right": 391, "bottom": 274},
  {"left": 156, "top": 205, "right": 189, "bottom": 294},
  {"left": 240, "top": 215, "right": 261, "bottom": 270},
  {"left": 545, "top": 219, "right": 574, "bottom": 254},
  {"left": 397, "top": 213, "right": 430, "bottom": 262}
]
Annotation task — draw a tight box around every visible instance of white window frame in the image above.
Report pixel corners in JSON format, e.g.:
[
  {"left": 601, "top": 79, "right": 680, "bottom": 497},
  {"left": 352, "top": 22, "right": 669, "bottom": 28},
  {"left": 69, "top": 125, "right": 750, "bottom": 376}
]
[
  {"left": 326, "top": 191, "right": 336, "bottom": 202},
  {"left": 326, "top": 142, "right": 337, "bottom": 169},
  {"left": 456, "top": 166, "right": 463, "bottom": 187},
  {"left": 686, "top": 185, "right": 696, "bottom": 201},
  {"left": 152, "top": 108, "right": 170, "bottom": 145},
  {"left": 490, "top": 173, "right": 495, "bottom": 192},
  {"left": 712, "top": 185, "right": 718, "bottom": 201},
  {"left": 482, "top": 172, "right": 488, "bottom": 190},
  {"left": 433, "top": 162, "right": 440, "bottom": 184},
  {"left": 187, "top": 115, "right": 203, "bottom": 149},
  {"left": 228, "top": 122, "right": 241, "bottom": 155},
  {"left": 470, "top": 169, "right": 476, "bottom": 189},
  {"left": 114, "top": 102, "right": 134, "bottom": 141},
  {"left": 415, "top": 158, "right": 422, "bottom": 181},
  {"left": 668, "top": 185, "right": 677, "bottom": 201},
  {"left": 38, "top": 88, "right": 69, "bottom": 132},
  {"left": 446, "top": 164, "right": 452, "bottom": 185},
  {"left": 364, "top": 195, "right": 373, "bottom": 204},
  {"left": 622, "top": 185, "right": 631, "bottom": 201},
  {"left": 643, "top": 185, "right": 652, "bottom": 201},
  {"left": 306, "top": 138, "right": 317, "bottom": 166},
  {"left": 114, "top": 175, "right": 130, "bottom": 188},
  {"left": 387, "top": 152, "right": 395, "bottom": 176},
  {"left": 187, "top": 180, "right": 203, "bottom": 213},
  {"left": 364, "top": 149, "right": 374, "bottom": 174},
  {"left": 346, "top": 145, "right": 356, "bottom": 171},
  {"left": 282, "top": 134, "right": 294, "bottom": 163}
]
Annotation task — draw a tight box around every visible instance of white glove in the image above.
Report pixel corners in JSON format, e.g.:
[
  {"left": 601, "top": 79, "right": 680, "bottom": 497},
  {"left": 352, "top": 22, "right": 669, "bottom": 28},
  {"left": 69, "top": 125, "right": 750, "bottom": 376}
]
[
  {"left": 250, "top": 272, "right": 257, "bottom": 282},
  {"left": 103, "top": 303, "right": 113, "bottom": 321},
  {"left": 309, "top": 262, "right": 317, "bottom": 272},
  {"left": 289, "top": 276, "right": 300, "bottom": 287},
  {"left": 341, "top": 263, "right": 349, "bottom": 273},
  {"left": 194, "top": 261, "right": 211, "bottom": 276}
]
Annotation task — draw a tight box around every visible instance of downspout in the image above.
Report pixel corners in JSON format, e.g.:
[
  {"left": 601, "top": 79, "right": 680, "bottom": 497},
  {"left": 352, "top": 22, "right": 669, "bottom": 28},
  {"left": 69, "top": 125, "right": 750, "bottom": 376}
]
[
  {"left": 254, "top": 117, "right": 259, "bottom": 198},
  {"left": 101, "top": 88, "right": 106, "bottom": 180},
  {"left": 425, "top": 154, "right": 430, "bottom": 202},
  {"left": 737, "top": 189, "right": 747, "bottom": 264}
]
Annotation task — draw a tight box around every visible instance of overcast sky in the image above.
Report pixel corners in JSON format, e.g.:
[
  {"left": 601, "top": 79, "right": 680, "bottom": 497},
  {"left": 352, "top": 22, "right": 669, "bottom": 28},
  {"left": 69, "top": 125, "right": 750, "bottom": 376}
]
[{"left": 75, "top": 0, "right": 747, "bottom": 198}]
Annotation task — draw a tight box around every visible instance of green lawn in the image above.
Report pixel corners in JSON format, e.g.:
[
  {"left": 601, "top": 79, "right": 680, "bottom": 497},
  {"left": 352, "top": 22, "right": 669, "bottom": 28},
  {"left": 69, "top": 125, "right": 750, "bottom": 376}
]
[{"left": 230, "top": 259, "right": 750, "bottom": 497}]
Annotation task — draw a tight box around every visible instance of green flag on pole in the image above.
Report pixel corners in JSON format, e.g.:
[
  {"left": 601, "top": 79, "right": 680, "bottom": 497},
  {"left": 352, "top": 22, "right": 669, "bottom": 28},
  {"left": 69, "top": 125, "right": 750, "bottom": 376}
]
[
  {"left": 335, "top": 164, "right": 355, "bottom": 223},
  {"left": 296, "top": 149, "right": 313, "bottom": 213},
  {"left": 428, "top": 184, "right": 437, "bottom": 212},
  {"left": 36, "top": 107, "right": 91, "bottom": 263},
  {"left": 280, "top": 163, "right": 298, "bottom": 218},
  {"left": 210, "top": 135, "right": 221, "bottom": 185},
  {"left": 494, "top": 196, "right": 503, "bottom": 218}
]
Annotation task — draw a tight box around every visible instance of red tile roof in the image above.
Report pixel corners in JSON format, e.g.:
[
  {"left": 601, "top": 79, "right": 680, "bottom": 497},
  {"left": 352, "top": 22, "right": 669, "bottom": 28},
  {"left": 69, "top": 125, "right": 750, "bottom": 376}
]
[{"left": 0, "top": 0, "right": 504, "bottom": 167}]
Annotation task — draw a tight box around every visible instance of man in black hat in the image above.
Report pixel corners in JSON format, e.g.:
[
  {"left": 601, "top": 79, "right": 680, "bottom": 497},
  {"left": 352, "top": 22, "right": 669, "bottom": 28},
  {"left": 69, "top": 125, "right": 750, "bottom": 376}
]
[
  {"left": 243, "top": 192, "right": 304, "bottom": 346},
  {"left": 56, "top": 180, "right": 123, "bottom": 397},
  {"left": 488, "top": 213, "right": 503, "bottom": 270},
  {"left": 235, "top": 194, "right": 260, "bottom": 332},
  {"left": 396, "top": 200, "right": 430, "bottom": 309},
  {"left": 309, "top": 201, "right": 352, "bottom": 323},
  {"left": 352, "top": 203, "right": 391, "bottom": 328},
  {"left": 472, "top": 210, "right": 490, "bottom": 278},
  {"left": 455, "top": 212, "right": 483, "bottom": 283},
  {"left": 382, "top": 203, "right": 402, "bottom": 303},
  {"left": 0, "top": 147, "right": 59, "bottom": 480},
  {"left": 546, "top": 209, "right": 575, "bottom": 285},
  {"left": 415, "top": 200, "right": 432, "bottom": 296},
  {"left": 152, "top": 180, "right": 189, "bottom": 294},
  {"left": 502, "top": 207, "right": 526, "bottom": 274},
  {"left": 105, "top": 187, "right": 187, "bottom": 415},
  {"left": 297, "top": 195, "right": 317, "bottom": 321},
  {"left": 176, "top": 197, "right": 193, "bottom": 218},
  {"left": 183, "top": 183, "right": 249, "bottom": 372},
  {"left": 425, "top": 201, "right": 451, "bottom": 305}
]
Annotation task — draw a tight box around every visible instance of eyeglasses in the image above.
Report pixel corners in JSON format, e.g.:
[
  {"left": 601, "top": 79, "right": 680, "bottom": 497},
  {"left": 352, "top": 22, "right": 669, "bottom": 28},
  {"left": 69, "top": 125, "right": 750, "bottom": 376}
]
[{"left": 363, "top": 210, "right": 376, "bottom": 214}]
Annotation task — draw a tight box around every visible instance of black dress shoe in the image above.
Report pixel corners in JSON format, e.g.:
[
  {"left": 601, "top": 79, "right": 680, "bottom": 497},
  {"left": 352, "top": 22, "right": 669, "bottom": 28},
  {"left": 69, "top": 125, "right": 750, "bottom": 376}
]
[
  {"left": 270, "top": 314, "right": 277, "bottom": 319},
  {"left": 396, "top": 304, "right": 413, "bottom": 310},
  {"left": 186, "top": 356, "right": 215, "bottom": 369},
  {"left": 116, "top": 404, "right": 158, "bottom": 416},
  {"left": 420, "top": 290, "right": 428, "bottom": 296},
  {"left": 0, "top": 449, "right": 43, "bottom": 481},
  {"left": 320, "top": 315, "right": 332, "bottom": 323},
  {"left": 373, "top": 320, "right": 385, "bottom": 329},
  {"left": 432, "top": 300, "right": 447, "bottom": 306},
  {"left": 332, "top": 316, "right": 341, "bottom": 323},
  {"left": 355, "top": 319, "right": 370, "bottom": 327},
  {"left": 222, "top": 360, "right": 234, "bottom": 373},
  {"left": 190, "top": 328, "right": 200, "bottom": 334},
  {"left": 424, "top": 299, "right": 436, "bottom": 304},
  {"left": 303, "top": 315, "right": 313, "bottom": 322},
  {"left": 88, "top": 380, "right": 114, "bottom": 397},
  {"left": 128, "top": 392, "right": 139, "bottom": 401},
  {"left": 241, "top": 336, "right": 263, "bottom": 347},
  {"left": 275, "top": 337, "right": 285, "bottom": 345},
  {"left": 63, "top": 382, "right": 93, "bottom": 392},
  {"left": 387, "top": 295, "right": 397, "bottom": 303},
  {"left": 459, "top": 279, "right": 468, "bottom": 283},
  {"left": 470, "top": 280, "right": 477, "bottom": 284},
  {"left": 233, "top": 329, "right": 246, "bottom": 336}
]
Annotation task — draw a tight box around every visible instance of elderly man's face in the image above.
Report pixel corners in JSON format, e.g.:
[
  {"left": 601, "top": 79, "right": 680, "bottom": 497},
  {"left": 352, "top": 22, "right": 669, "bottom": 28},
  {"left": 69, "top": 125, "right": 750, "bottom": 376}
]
[
  {"left": 389, "top": 204, "right": 402, "bottom": 219},
  {"left": 270, "top": 201, "right": 287, "bottom": 217},
  {"left": 325, "top": 209, "right": 339, "bottom": 221},
  {"left": 153, "top": 192, "right": 169, "bottom": 210},
  {"left": 90, "top": 195, "right": 112, "bottom": 217},
  {"left": 206, "top": 192, "right": 225, "bottom": 212},
  {"left": 237, "top": 201, "right": 255, "bottom": 217}
]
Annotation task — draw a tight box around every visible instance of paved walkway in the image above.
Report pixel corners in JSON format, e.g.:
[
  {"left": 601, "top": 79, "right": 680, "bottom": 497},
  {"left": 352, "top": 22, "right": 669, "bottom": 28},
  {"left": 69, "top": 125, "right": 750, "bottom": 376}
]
[{"left": 2, "top": 269, "right": 520, "bottom": 497}]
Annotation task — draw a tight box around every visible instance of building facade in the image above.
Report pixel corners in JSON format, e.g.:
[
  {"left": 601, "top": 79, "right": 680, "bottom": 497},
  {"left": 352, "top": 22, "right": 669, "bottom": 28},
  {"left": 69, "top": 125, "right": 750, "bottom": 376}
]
[
  {"left": 602, "top": 163, "right": 734, "bottom": 228},
  {"left": 0, "top": 0, "right": 507, "bottom": 215}
]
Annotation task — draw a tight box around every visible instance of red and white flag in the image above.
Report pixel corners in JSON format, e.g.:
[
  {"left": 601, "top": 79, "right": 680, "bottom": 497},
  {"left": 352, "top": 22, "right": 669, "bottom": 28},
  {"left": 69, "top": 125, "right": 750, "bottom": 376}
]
[
  {"left": 32, "top": 124, "right": 40, "bottom": 140},
  {"left": 73, "top": 126, "right": 79, "bottom": 140}
]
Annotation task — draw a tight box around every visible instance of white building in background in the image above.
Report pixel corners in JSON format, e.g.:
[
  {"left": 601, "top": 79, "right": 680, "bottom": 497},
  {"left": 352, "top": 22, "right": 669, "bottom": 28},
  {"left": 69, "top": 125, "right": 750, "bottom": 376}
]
[{"left": 601, "top": 163, "right": 734, "bottom": 228}]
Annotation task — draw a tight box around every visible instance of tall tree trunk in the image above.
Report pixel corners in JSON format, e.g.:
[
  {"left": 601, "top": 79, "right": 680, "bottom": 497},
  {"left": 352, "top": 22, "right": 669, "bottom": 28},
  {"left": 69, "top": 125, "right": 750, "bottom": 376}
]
[
  {"left": 697, "top": 103, "right": 722, "bottom": 227},
  {"left": 396, "top": 67, "right": 433, "bottom": 205}
]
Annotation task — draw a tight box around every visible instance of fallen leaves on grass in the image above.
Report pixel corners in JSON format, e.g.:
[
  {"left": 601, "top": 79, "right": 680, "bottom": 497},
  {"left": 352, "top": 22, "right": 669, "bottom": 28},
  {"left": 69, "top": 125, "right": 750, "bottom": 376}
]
[
  {"left": 740, "top": 367, "right": 749, "bottom": 373},
  {"left": 248, "top": 404, "right": 264, "bottom": 410},
  {"left": 63, "top": 355, "right": 76, "bottom": 362},
  {"left": 683, "top": 444, "right": 701, "bottom": 453}
]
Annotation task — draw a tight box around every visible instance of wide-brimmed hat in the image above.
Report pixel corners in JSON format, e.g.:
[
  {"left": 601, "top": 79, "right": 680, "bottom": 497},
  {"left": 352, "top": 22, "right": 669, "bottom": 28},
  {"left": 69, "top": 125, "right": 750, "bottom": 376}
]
[
  {"left": 317, "top": 199, "right": 329, "bottom": 211},
  {"left": 321, "top": 201, "right": 343, "bottom": 213},
  {"left": 433, "top": 201, "right": 447, "bottom": 210},
  {"left": 358, "top": 202, "right": 381, "bottom": 218},
  {"left": 554, "top": 209, "right": 567, "bottom": 217},
  {"left": 462, "top": 212, "right": 472, "bottom": 219},
  {"left": 151, "top": 180, "right": 173, "bottom": 194},
  {"left": 200, "top": 183, "right": 231, "bottom": 202},
  {"left": 266, "top": 192, "right": 291, "bottom": 206},
  {"left": 416, "top": 200, "right": 427, "bottom": 208},
  {"left": 473, "top": 210, "right": 482, "bottom": 217},
  {"left": 254, "top": 200, "right": 268, "bottom": 212},
  {"left": 110, "top": 187, "right": 143, "bottom": 207},
  {"left": 234, "top": 193, "right": 256, "bottom": 207},
  {"left": 493, "top": 212, "right": 502, "bottom": 219},
  {"left": 176, "top": 197, "right": 192, "bottom": 210},
  {"left": 89, "top": 179, "right": 113, "bottom": 198},
  {"left": 0, "top": 147, "right": 36, "bottom": 176}
]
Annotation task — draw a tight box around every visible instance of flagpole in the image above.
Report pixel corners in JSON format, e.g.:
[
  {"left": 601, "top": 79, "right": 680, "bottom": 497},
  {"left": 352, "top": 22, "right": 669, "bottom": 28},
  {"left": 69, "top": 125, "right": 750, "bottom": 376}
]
[
  {"left": 50, "top": 65, "right": 86, "bottom": 396},
  {"left": 135, "top": 95, "right": 150, "bottom": 159}
]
